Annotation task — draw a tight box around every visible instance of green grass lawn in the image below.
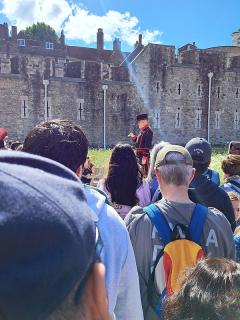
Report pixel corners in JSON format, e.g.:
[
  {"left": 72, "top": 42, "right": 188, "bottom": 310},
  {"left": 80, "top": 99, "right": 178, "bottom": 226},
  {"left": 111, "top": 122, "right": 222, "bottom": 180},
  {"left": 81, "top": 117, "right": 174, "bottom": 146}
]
[{"left": 89, "top": 147, "right": 228, "bottom": 184}]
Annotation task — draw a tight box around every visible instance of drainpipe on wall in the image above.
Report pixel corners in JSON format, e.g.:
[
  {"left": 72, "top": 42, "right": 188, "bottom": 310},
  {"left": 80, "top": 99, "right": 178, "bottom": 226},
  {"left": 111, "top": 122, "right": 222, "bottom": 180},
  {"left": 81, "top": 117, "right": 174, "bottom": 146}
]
[
  {"left": 207, "top": 72, "right": 213, "bottom": 143},
  {"left": 43, "top": 79, "right": 49, "bottom": 122},
  {"left": 102, "top": 85, "right": 108, "bottom": 149}
]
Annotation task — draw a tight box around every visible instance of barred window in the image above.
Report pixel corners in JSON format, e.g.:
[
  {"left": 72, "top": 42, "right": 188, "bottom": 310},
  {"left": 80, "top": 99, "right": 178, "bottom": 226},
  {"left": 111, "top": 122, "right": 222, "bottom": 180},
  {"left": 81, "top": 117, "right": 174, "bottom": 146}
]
[
  {"left": 215, "top": 111, "right": 221, "bottom": 129},
  {"left": 21, "top": 96, "right": 28, "bottom": 119},
  {"left": 175, "top": 108, "right": 182, "bottom": 128},
  {"left": 77, "top": 99, "right": 85, "bottom": 120},
  {"left": 154, "top": 112, "right": 160, "bottom": 129},
  {"left": 195, "top": 109, "right": 202, "bottom": 129},
  {"left": 234, "top": 110, "right": 239, "bottom": 130}
]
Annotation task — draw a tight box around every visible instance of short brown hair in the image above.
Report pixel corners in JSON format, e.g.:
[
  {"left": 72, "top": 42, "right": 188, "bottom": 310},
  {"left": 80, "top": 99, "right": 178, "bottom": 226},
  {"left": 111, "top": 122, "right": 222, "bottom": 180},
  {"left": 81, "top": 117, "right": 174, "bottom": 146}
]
[
  {"left": 23, "top": 119, "right": 88, "bottom": 172},
  {"left": 221, "top": 155, "right": 240, "bottom": 177}
]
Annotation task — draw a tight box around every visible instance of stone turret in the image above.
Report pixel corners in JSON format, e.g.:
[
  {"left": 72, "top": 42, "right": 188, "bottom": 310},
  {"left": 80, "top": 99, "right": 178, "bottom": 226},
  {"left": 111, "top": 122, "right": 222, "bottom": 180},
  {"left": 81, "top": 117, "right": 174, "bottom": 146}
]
[
  {"left": 232, "top": 30, "right": 240, "bottom": 46},
  {"left": 97, "top": 28, "right": 104, "bottom": 50},
  {"left": 134, "top": 34, "right": 144, "bottom": 49}
]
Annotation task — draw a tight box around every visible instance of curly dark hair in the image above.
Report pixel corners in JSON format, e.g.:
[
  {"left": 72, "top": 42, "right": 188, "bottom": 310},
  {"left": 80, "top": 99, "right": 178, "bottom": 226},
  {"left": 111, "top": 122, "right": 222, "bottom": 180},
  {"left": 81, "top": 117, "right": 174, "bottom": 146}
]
[
  {"left": 105, "top": 144, "right": 141, "bottom": 207},
  {"left": 23, "top": 119, "right": 88, "bottom": 172},
  {"left": 164, "top": 258, "right": 240, "bottom": 320}
]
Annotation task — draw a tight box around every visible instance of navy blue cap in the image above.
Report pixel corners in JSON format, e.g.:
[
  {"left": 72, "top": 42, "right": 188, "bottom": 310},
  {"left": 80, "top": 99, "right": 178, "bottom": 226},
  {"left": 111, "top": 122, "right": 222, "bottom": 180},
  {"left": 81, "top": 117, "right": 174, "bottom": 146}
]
[
  {"left": 185, "top": 137, "right": 212, "bottom": 163},
  {"left": 137, "top": 113, "right": 148, "bottom": 121},
  {"left": 0, "top": 151, "right": 97, "bottom": 320}
]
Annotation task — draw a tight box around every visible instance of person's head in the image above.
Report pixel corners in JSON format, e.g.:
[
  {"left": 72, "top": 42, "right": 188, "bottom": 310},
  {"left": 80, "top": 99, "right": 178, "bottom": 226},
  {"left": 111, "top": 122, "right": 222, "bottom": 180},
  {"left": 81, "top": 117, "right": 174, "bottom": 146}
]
[
  {"left": 23, "top": 119, "right": 88, "bottom": 174},
  {"left": 228, "top": 141, "right": 240, "bottom": 155},
  {"left": 185, "top": 137, "right": 212, "bottom": 176},
  {"left": 0, "top": 128, "right": 8, "bottom": 150},
  {"left": 147, "top": 141, "right": 170, "bottom": 181},
  {"left": 137, "top": 113, "right": 149, "bottom": 130},
  {"left": 10, "top": 141, "right": 22, "bottom": 151},
  {"left": 228, "top": 191, "right": 240, "bottom": 223},
  {"left": 155, "top": 145, "right": 195, "bottom": 194},
  {"left": 221, "top": 154, "right": 240, "bottom": 180},
  {"left": 0, "top": 151, "right": 110, "bottom": 320},
  {"left": 105, "top": 143, "right": 139, "bottom": 207},
  {"left": 0, "top": 128, "right": 8, "bottom": 141},
  {"left": 164, "top": 258, "right": 240, "bottom": 320}
]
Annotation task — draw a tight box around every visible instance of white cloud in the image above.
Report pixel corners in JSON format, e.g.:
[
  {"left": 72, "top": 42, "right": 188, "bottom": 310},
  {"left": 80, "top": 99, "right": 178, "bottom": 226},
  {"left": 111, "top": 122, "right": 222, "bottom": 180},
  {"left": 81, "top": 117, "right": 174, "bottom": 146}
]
[
  {"left": 1, "top": 0, "right": 162, "bottom": 47},
  {"left": 1, "top": 0, "right": 72, "bottom": 31}
]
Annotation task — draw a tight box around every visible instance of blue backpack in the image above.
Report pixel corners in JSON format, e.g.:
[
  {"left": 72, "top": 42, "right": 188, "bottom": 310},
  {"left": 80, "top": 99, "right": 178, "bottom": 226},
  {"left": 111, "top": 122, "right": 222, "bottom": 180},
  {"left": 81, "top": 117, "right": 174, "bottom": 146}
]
[
  {"left": 144, "top": 203, "right": 208, "bottom": 318},
  {"left": 226, "top": 180, "right": 240, "bottom": 194}
]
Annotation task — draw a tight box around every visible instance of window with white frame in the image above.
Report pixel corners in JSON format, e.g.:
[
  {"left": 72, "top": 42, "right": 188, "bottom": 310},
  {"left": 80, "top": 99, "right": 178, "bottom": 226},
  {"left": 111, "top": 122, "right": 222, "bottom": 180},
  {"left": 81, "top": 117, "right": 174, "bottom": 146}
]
[
  {"left": 20, "top": 96, "right": 28, "bottom": 118},
  {"left": 17, "top": 39, "right": 25, "bottom": 47},
  {"left": 234, "top": 110, "right": 239, "bottom": 130},
  {"left": 175, "top": 108, "right": 182, "bottom": 128},
  {"left": 215, "top": 111, "right": 221, "bottom": 129},
  {"left": 77, "top": 99, "right": 85, "bottom": 120},
  {"left": 45, "top": 42, "right": 54, "bottom": 50},
  {"left": 195, "top": 109, "right": 202, "bottom": 129},
  {"left": 154, "top": 111, "right": 160, "bottom": 129}
]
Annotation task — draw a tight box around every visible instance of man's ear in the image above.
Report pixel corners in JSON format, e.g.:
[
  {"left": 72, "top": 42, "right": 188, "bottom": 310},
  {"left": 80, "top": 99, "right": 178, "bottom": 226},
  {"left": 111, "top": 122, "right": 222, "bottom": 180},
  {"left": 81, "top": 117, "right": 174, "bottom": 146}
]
[
  {"left": 189, "top": 167, "right": 196, "bottom": 184},
  {"left": 76, "top": 165, "right": 83, "bottom": 177},
  {"left": 84, "top": 263, "right": 110, "bottom": 320},
  {"left": 155, "top": 168, "right": 161, "bottom": 184}
]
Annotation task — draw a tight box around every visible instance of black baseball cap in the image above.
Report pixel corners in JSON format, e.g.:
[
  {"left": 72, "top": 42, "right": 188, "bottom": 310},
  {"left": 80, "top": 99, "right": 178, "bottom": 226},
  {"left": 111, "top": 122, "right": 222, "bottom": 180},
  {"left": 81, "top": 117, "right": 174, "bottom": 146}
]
[
  {"left": 228, "top": 141, "right": 240, "bottom": 154},
  {"left": 185, "top": 137, "right": 212, "bottom": 163},
  {"left": 137, "top": 113, "right": 148, "bottom": 122}
]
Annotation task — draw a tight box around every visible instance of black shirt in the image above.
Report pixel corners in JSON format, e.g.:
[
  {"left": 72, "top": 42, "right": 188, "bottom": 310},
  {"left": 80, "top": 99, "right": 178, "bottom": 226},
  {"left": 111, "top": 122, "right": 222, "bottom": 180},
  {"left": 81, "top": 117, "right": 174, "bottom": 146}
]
[{"left": 189, "top": 174, "right": 236, "bottom": 231}]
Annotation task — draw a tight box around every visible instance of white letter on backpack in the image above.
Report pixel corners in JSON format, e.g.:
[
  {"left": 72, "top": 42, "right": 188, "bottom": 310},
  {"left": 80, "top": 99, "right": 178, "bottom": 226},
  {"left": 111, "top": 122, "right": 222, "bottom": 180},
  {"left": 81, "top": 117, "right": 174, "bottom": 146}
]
[{"left": 206, "top": 229, "right": 218, "bottom": 247}]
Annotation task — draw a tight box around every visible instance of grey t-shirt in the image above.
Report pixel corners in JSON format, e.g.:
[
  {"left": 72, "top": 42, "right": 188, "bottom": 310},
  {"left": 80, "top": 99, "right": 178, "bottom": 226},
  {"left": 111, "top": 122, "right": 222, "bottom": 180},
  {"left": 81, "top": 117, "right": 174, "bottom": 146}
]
[{"left": 125, "top": 198, "right": 236, "bottom": 320}]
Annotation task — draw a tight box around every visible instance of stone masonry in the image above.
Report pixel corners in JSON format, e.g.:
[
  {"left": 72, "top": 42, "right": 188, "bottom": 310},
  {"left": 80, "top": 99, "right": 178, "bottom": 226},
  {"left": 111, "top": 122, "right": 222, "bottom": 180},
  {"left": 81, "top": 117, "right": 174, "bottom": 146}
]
[{"left": 0, "top": 23, "right": 239, "bottom": 146}]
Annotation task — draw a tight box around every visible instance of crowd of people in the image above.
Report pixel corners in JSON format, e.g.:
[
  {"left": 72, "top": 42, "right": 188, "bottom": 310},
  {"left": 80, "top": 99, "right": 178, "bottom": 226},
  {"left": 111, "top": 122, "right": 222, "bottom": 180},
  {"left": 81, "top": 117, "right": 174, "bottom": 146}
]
[{"left": 0, "top": 122, "right": 239, "bottom": 320}]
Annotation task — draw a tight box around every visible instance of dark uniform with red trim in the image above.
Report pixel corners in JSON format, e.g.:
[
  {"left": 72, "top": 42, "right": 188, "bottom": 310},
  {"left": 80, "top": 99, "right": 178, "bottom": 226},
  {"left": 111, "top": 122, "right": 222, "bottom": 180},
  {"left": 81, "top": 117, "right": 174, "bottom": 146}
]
[{"left": 131, "top": 114, "right": 153, "bottom": 175}]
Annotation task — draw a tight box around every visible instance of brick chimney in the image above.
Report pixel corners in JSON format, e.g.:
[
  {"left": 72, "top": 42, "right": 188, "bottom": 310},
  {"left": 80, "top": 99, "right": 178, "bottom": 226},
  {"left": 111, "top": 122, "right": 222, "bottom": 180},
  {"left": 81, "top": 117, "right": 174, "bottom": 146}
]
[
  {"left": 113, "top": 38, "right": 121, "bottom": 51},
  {"left": 97, "top": 28, "right": 104, "bottom": 50},
  {"left": 11, "top": 26, "right": 17, "bottom": 40}
]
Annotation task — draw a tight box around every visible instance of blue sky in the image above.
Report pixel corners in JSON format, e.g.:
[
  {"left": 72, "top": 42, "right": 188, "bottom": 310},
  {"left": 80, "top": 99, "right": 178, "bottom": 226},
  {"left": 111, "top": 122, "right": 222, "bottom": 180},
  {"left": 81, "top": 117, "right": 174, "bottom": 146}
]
[{"left": 0, "top": 0, "right": 239, "bottom": 51}]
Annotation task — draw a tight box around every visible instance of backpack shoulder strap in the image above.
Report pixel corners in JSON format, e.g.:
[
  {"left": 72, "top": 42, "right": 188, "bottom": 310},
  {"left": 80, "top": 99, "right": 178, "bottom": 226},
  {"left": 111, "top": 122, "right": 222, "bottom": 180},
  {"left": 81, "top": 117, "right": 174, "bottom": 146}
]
[
  {"left": 144, "top": 204, "right": 172, "bottom": 246},
  {"left": 189, "top": 204, "right": 208, "bottom": 245},
  {"left": 228, "top": 180, "right": 240, "bottom": 193},
  {"left": 208, "top": 169, "right": 213, "bottom": 180}
]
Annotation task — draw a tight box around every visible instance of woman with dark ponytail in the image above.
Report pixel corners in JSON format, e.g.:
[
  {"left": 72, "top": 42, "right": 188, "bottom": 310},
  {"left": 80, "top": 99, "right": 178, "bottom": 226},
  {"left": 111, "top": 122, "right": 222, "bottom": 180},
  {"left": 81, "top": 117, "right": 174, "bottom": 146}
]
[{"left": 98, "top": 144, "right": 151, "bottom": 219}]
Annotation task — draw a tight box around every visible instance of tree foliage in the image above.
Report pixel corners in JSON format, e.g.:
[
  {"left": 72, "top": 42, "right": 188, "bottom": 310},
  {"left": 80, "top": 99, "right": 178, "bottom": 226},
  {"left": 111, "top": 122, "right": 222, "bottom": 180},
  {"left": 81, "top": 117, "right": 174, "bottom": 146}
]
[{"left": 22, "top": 22, "right": 59, "bottom": 43}]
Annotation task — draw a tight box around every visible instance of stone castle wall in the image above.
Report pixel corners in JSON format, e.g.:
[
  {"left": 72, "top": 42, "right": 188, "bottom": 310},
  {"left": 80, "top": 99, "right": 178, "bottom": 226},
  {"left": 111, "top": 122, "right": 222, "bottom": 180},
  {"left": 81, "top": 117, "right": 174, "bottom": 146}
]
[{"left": 0, "top": 28, "right": 240, "bottom": 146}]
